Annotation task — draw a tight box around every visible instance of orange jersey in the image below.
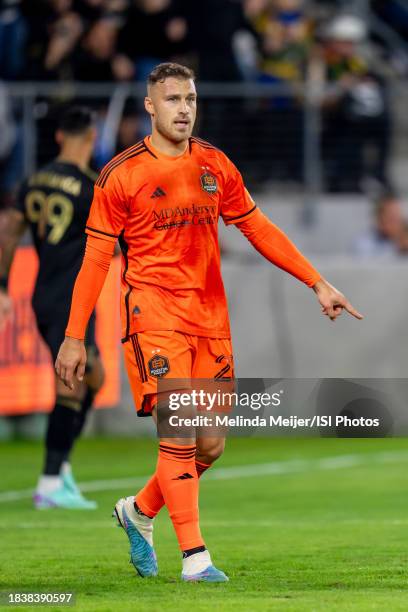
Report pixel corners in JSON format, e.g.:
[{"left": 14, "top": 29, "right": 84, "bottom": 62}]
[{"left": 86, "top": 136, "right": 257, "bottom": 340}]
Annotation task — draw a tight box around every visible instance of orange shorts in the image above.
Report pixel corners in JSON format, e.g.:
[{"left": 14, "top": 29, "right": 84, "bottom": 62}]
[{"left": 122, "top": 330, "right": 234, "bottom": 416}]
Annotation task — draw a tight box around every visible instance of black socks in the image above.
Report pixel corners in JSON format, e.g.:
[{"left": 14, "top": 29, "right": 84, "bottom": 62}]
[
  {"left": 182, "top": 545, "right": 206, "bottom": 559},
  {"left": 44, "top": 396, "right": 81, "bottom": 475}
]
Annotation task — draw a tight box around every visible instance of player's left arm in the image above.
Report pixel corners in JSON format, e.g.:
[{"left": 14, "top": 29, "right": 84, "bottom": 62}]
[
  {"left": 236, "top": 208, "right": 363, "bottom": 321},
  {"left": 220, "top": 158, "right": 362, "bottom": 322},
  {"left": 0, "top": 208, "right": 27, "bottom": 330},
  {"left": 311, "top": 277, "right": 363, "bottom": 321}
]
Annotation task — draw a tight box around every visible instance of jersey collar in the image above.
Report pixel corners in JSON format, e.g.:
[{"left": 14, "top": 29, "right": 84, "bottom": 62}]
[{"left": 144, "top": 136, "right": 191, "bottom": 161}]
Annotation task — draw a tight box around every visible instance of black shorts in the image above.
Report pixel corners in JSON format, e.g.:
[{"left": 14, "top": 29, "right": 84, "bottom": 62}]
[{"left": 36, "top": 310, "right": 100, "bottom": 373}]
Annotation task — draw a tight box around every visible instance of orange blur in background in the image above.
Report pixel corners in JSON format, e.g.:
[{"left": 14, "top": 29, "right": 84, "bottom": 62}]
[{"left": 0, "top": 247, "right": 121, "bottom": 415}]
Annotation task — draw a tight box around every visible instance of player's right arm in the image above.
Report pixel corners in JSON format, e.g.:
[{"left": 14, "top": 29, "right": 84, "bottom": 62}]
[
  {"left": 56, "top": 168, "right": 128, "bottom": 389},
  {"left": 0, "top": 208, "right": 27, "bottom": 330},
  {"left": 55, "top": 234, "right": 115, "bottom": 388}
]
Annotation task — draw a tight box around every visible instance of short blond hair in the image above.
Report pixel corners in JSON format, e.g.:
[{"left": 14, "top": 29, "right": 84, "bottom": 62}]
[{"left": 147, "top": 62, "right": 195, "bottom": 86}]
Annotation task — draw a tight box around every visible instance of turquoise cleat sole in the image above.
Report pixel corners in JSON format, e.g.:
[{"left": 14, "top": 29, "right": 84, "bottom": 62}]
[{"left": 113, "top": 499, "right": 158, "bottom": 578}]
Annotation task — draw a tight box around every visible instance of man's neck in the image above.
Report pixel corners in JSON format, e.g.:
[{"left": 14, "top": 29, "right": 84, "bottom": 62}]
[
  {"left": 150, "top": 130, "right": 188, "bottom": 157},
  {"left": 57, "top": 145, "right": 91, "bottom": 171}
]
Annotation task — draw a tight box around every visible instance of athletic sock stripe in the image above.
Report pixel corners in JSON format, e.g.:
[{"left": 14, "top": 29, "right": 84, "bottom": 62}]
[
  {"left": 134, "top": 334, "right": 147, "bottom": 381},
  {"left": 160, "top": 452, "right": 196, "bottom": 460},
  {"left": 159, "top": 442, "right": 196, "bottom": 448},
  {"left": 159, "top": 447, "right": 196, "bottom": 454},
  {"left": 159, "top": 445, "right": 197, "bottom": 454},
  {"left": 160, "top": 452, "right": 197, "bottom": 460},
  {"left": 159, "top": 447, "right": 196, "bottom": 458},
  {"left": 159, "top": 449, "right": 197, "bottom": 457},
  {"left": 159, "top": 443, "right": 196, "bottom": 452},
  {"left": 96, "top": 140, "right": 144, "bottom": 187},
  {"left": 98, "top": 147, "right": 147, "bottom": 188}
]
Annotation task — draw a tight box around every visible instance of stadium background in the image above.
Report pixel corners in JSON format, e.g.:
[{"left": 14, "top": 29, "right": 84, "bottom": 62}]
[
  {"left": 1, "top": 2, "right": 408, "bottom": 609},
  {"left": 1, "top": 0, "right": 408, "bottom": 434}
]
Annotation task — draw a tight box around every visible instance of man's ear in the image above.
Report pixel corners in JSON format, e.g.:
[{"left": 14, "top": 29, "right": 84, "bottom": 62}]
[
  {"left": 87, "top": 126, "right": 97, "bottom": 144},
  {"left": 144, "top": 96, "right": 154, "bottom": 117},
  {"left": 55, "top": 129, "right": 64, "bottom": 146}
]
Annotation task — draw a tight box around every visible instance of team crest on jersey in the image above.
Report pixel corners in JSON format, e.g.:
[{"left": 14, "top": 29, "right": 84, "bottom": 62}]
[
  {"left": 200, "top": 172, "right": 217, "bottom": 194},
  {"left": 148, "top": 355, "right": 170, "bottom": 377}
]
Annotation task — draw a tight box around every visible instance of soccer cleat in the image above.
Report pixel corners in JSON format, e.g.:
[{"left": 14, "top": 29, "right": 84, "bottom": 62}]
[
  {"left": 181, "top": 565, "right": 229, "bottom": 582},
  {"left": 113, "top": 496, "right": 158, "bottom": 577},
  {"left": 61, "top": 467, "right": 98, "bottom": 509},
  {"left": 33, "top": 486, "right": 97, "bottom": 510}
]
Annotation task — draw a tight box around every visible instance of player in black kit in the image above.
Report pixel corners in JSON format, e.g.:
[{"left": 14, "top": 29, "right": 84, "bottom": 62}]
[{"left": 0, "top": 107, "right": 105, "bottom": 509}]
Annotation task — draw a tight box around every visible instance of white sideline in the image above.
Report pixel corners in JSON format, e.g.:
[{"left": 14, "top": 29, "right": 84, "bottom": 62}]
[
  {"left": 2, "top": 518, "right": 408, "bottom": 530},
  {"left": 0, "top": 449, "right": 407, "bottom": 504}
]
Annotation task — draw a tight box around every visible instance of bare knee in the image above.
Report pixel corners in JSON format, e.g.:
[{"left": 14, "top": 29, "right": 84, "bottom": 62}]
[
  {"left": 55, "top": 375, "right": 82, "bottom": 401},
  {"left": 196, "top": 438, "right": 225, "bottom": 465}
]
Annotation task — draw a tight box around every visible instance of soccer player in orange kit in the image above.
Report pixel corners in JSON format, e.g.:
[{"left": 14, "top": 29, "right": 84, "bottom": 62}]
[{"left": 55, "top": 63, "right": 363, "bottom": 582}]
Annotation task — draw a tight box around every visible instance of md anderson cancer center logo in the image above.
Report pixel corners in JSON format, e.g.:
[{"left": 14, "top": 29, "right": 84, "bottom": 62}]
[{"left": 152, "top": 203, "right": 217, "bottom": 231}]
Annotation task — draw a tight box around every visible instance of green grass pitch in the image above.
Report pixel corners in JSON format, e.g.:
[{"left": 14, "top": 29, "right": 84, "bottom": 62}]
[{"left": 0, "top": 436, "right": 407, "bottom": 611}]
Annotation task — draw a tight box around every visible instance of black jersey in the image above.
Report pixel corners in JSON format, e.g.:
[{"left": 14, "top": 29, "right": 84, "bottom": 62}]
[{"left": 15, "top": 160, "right": 97, "bottom": 322}]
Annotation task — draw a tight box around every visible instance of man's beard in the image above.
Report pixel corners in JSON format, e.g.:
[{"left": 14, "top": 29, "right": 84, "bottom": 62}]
[{"left": 156, "top": 118, "right": 192, "bottom": 143}]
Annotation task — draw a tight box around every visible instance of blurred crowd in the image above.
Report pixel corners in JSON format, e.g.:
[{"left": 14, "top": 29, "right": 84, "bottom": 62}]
[
  {"left": 1, "top": 1, "right": 407, "bottom": 83},
  {"left": 354, "top": 191, "right": 408, "bottom": 259},
  {"left": 1, "top": 0, "right": 408, "bottom": 204}
]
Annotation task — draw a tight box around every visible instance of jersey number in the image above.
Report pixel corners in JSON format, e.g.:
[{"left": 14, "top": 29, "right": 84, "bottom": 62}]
[{"left": 25, "top": 190, "right": 74, "bottom": 244}]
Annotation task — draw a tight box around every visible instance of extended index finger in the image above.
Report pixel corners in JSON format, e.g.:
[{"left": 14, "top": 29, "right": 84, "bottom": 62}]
[{"left": 344, "top": 300, "right": 364, "bottom": 320}]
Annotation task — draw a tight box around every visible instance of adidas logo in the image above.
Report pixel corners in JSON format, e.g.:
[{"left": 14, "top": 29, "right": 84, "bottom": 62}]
[
  {"left": 150, "top": 187, "right": 166, "bottom": 199},
  {"left": 172, "top": 472, "right": 194, "bottom": 480}
]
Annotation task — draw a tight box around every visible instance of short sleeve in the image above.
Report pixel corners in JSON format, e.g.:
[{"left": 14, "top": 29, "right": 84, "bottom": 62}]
[
  {"left": 220, "top": 160, "right": 257, "bottom": 226},
  {"left": 85, "top": 168, "right": 128, "bottom": 242}
]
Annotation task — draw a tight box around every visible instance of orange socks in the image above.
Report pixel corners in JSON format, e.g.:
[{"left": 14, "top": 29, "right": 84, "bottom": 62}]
[
  {"left": 135, "top": 474, "right": 163, "bottom": 518},
  {"left": 135, "top": 457, "right": 212, "bottom": 519},
  {"left": 152, "top": 442, "right": 204, "bottom": 551},
  {"left": 135, "top": 447, "right": 213, "bottom": 551}
]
